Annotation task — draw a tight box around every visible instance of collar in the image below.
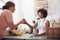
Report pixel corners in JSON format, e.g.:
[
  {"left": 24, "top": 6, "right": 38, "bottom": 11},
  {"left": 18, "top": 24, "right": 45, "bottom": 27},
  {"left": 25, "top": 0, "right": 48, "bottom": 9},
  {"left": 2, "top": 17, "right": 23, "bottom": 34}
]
[{"left": 40, "top": 18, "right": 45, "bottom": 21}]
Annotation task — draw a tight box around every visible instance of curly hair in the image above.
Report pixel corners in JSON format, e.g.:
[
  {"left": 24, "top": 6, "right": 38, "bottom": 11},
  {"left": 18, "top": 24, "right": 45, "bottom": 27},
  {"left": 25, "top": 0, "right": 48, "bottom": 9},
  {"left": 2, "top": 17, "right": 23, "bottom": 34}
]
[{"left": 37, "top": 9, "right": 47, "bottom": 18}]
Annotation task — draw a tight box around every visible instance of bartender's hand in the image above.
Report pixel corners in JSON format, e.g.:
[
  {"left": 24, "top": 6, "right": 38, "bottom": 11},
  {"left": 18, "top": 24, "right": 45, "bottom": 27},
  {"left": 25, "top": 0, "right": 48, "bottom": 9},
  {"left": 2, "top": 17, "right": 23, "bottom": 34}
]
[
  {"left": 34, "top": 34, "right": 41, "bottom": 36},
  {"left": 34, "top": 32, "right": 46, "bottom": 36}
]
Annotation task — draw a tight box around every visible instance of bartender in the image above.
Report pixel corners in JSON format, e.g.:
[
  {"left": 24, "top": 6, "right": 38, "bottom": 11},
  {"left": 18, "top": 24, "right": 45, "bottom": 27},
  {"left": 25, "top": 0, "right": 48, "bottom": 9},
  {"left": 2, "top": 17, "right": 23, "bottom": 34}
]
[{"left": 25, "top": 9, "right": 50, "bottom": 36}]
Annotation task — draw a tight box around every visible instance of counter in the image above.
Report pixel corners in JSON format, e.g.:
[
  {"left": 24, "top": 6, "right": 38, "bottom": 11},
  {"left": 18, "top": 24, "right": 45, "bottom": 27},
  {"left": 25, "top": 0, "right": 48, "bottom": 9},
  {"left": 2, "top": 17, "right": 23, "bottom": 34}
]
[{"left": 2, "top": 34, "right": 60, "bottom": 40}]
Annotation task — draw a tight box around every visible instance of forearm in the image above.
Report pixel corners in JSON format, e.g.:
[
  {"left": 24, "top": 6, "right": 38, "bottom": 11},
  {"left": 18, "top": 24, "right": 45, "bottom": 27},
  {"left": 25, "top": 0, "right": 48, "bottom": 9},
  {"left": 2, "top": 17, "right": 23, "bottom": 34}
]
[
  {"left": 34, "top": 32, "right": 46, "bottom": 36},
  {"left": 38, "top": 32, "right": 46, "bottom": 36},
  {"left": 14, "top": 19, "right": 26, "bottom": 27},
  {"left": 26, "top": 22, "right": 37, "bottom": 29},
  {"left": 15, "top": 21, "right": 22, "bottom": 27},
  {"left": 26, "top": 23, "right": 34, "bottom": 29},
  {"left": 10, "top": 21, "right": 22, "bottom": 30}
]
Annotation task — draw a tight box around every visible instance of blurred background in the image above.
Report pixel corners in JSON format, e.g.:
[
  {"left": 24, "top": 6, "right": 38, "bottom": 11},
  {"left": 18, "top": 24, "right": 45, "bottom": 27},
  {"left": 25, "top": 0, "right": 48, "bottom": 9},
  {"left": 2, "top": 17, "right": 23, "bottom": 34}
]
[{"left": 0, "top": 0, "right": 60, "bottom": 33}]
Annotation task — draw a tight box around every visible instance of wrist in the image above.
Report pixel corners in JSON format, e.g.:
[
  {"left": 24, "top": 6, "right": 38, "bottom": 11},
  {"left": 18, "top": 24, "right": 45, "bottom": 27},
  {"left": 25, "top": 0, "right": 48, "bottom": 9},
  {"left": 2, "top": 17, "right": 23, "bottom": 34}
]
[{"left": 26, "top": 22, "right": 28, "bottom": 25}]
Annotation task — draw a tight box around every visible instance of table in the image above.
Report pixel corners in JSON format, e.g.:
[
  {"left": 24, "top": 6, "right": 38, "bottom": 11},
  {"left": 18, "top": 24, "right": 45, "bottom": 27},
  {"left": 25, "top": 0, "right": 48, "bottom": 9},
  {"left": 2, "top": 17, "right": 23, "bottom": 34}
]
[{"left": 2, "top": 34, "right": 60, "bottom": 40}]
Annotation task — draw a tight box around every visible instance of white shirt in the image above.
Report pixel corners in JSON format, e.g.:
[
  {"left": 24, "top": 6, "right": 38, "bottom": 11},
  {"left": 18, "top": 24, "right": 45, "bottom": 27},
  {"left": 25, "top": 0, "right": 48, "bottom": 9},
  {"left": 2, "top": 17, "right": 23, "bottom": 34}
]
[{"left": 37, "top": 18, "right": 46, "bottom": 34}]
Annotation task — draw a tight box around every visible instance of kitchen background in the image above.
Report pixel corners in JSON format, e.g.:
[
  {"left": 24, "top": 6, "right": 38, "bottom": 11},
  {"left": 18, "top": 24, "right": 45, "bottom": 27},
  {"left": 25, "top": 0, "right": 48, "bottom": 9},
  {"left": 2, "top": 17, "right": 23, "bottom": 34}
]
[{"left": 0, "top": 0, "right": 60, "bottom": 32}]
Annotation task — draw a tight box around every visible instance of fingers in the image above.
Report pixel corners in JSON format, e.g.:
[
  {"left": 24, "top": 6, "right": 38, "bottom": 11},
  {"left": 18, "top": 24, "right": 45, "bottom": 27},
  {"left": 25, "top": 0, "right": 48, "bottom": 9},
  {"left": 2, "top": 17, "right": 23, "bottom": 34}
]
[
  {"left": 20, "top": 19, "right": 27, "bottom": 24},
  {"left": 34, "top": 34, "right": 40, "bottom": 36}
]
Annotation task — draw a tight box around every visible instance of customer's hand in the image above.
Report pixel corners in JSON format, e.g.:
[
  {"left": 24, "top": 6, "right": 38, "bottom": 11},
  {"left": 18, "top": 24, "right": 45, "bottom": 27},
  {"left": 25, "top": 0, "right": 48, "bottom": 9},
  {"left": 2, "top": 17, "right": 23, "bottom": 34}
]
[
  {"left": 20, "top": 19, "right": 29, "bottom": 25},
  {"left": 23, "top": 19, "right": 28, "bottom": 24},
  {"left": 20, "top": 19, "right": 26, "bottom": 24}
]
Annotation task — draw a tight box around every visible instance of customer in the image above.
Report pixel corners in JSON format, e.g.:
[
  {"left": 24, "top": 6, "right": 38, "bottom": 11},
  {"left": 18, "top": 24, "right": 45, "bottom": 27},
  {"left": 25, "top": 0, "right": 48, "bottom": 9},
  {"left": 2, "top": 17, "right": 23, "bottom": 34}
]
[
  {"left": 25, "top": 9, "right": 50, "bottom": 36},
  {"left": 0, "top": 1, "right": 25, "bottom": 39}
]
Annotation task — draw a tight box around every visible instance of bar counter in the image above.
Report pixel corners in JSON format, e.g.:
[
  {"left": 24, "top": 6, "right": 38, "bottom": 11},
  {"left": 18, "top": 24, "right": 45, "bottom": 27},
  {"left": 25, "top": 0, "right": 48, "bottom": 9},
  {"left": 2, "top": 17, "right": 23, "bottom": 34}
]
[{"left": 2, "top": 34, "right": 60, "bottom": 40}]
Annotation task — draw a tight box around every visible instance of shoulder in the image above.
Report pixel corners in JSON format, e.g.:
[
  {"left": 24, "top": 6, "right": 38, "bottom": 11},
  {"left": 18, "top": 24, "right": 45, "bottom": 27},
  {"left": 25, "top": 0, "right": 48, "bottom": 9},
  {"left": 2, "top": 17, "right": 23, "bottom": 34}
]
[
  {"left": 2, "top": 9, "right": 12, "bottom": 15},
  {"left": 2, "top": 9, "right": 12, "bottom": 14},
  {"left": 45, "top": 18, "right": 50, "bottom": 24},
  {"left": 45, "top": 18, "right": 49, "bottom": 23}
]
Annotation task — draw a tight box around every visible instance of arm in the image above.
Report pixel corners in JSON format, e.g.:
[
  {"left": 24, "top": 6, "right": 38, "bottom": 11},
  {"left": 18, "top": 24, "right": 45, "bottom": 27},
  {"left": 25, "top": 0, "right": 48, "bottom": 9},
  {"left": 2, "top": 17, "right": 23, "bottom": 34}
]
[
  {"left": 34, "top": 32, "right": 46, "bottom": 36},
  {"left": 45, "top": 20, "right": 50, "bottom": 28},
  {"left": 14, "top": 19, "right": 25, "bottom": 27},
  {"left": 26, "top": 22, "right": 38, "bottom": 29},
  {"left": 34, "top": 20, "right": 50, "bottom": 36},
  {"left": 5, "top": 11, "right": 25, "bottom": 30}
]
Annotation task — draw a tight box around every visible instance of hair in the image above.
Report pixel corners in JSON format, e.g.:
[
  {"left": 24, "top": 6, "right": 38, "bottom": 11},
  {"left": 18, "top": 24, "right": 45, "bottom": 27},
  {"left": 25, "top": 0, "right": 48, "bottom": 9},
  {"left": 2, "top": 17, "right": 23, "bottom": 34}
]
[
  {"left": 37, "top": 9, "right": 47, "bottom": 18},
  {"left": 2, "top": 1, "right": 15, "bottom": 10}
]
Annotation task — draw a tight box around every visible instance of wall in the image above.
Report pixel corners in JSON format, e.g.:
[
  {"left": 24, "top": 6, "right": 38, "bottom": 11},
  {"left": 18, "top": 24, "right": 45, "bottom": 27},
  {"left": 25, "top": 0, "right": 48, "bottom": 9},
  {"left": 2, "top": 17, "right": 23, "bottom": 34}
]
[
  {"left": 13, "top": 0, "right": 34, "bottom": 31},
  {"left": 48, "top": 0, "right": 60, "bottom": 21},
  {"left": 13, "top": 0, "right": 34, "bottom": 25},
  {"left": 13, "top": 0, "right": 23, "bottom": 24}
]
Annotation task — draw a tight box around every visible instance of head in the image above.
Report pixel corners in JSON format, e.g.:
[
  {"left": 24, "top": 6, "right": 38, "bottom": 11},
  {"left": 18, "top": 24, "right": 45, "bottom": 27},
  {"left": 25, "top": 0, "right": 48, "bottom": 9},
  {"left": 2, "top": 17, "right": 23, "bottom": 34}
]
[
  {"left": 2, "top": 1, "right": 15, "bottom": 13},
  {"left": 37, "top": 9, "right": 47, "bottom": 19}
]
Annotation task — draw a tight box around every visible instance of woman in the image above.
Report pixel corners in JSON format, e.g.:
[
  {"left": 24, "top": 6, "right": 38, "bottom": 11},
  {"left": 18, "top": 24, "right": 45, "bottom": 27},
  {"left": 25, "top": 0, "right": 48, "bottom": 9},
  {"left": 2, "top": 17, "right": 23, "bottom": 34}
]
[
  {"left": 25, "top": 9, "right": 50, "bottom": 36},
  {"left": 0, "top": 1, "right": 25, "bottom": 39}
]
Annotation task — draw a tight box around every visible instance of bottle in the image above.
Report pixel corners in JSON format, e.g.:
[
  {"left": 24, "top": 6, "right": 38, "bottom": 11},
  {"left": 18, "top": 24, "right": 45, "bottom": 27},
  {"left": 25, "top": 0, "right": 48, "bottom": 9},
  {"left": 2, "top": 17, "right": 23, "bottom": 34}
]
[{"left": 33, "top": 28, "right": 38, "bottom": 34}]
